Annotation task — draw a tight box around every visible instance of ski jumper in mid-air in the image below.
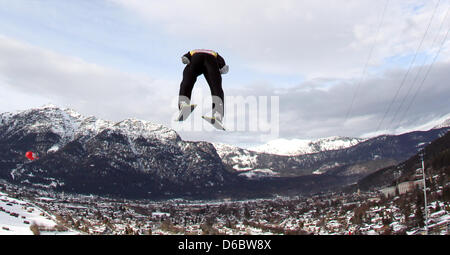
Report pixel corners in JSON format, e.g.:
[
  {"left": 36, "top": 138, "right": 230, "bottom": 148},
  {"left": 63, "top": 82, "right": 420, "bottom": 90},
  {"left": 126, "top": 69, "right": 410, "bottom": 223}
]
[{"left": 178, "top": 49, "right": 229, "bottom": 130}]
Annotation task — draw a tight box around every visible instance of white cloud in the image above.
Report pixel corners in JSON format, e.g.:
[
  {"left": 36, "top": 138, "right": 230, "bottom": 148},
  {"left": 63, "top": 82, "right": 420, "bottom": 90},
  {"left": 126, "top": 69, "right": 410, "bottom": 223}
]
[
  {"left": 171, "top": 57, "right": 450, "bottom": 145},
  {"left": 0, "top": 35, "right": 178, "bottom": 124},
  {"left": 1, "top": 0, "right": 449, "bottom": 146},
  {"left": 268, "top": 60, "right": 450, "bottom": 140},
  {"left": 110, "top": 0, "right": 450, "bottom": 79}
]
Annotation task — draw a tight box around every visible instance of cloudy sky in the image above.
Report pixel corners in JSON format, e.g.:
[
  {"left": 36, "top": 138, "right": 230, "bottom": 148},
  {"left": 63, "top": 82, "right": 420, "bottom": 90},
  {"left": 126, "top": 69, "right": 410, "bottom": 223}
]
[{"left": 0, "top": 0, "right": 449, "bottom": 147}]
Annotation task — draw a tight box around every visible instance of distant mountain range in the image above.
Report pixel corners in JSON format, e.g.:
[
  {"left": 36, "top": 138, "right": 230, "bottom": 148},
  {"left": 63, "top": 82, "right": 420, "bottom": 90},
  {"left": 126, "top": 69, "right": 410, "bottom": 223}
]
[
  {"left": 357, "top": 128, "right": 450, "bottom": 191},
  {"left": 247, "top": 136, "right": 367, "bottom": 156},
  {"left": 0, "top": 105, "right": 449, "bottom": 199},
  {"left": 433, "top": 118, "right": 450, "bottom": 129},
  {"left": 213, "top": 123, "right": 449, "bottom": 180}
]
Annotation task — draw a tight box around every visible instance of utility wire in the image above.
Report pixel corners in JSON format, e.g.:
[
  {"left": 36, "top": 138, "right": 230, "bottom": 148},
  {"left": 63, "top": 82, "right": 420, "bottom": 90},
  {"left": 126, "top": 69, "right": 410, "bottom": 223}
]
[
  {"left": 388, "top": 6, "right": 450, "bottom": 130},
  {"left": 344, "top": 0, "right": 390, "bottom": 124},
  {"left": 375, "top": 0, "right": 442, "bottom": 133},
  {"left": 396, "top": 12, "right": 450, "bottom": 129}
]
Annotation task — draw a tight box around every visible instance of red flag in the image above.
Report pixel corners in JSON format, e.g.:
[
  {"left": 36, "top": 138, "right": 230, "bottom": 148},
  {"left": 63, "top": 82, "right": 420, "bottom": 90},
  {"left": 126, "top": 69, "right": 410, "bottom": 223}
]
[{"left": 25, "top": 151, "right": 38, "bottom": 160}]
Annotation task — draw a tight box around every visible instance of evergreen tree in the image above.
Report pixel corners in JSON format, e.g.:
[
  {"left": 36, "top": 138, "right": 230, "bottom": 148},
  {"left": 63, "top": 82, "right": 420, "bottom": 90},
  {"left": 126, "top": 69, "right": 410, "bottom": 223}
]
[
  {"left": 402, "top": 203, "right": 411, "bottom": 226},
  {"left": 415, "top": 207, "right": 425, "bottom": 228},
  {"left": 435, "top": 201, "right": 441, "bottom": 212},
  {"left": 244, "top": 206, "right": 251, "bottom": 219},
  {"left": 443, "top": 186, "right": 450, "bottom": 202},
  {"left": 415, "top": 188, "right": 426, "bottom": 228},
  {"left": 382, "top": 215, "right": 392, "bottom": 226}
]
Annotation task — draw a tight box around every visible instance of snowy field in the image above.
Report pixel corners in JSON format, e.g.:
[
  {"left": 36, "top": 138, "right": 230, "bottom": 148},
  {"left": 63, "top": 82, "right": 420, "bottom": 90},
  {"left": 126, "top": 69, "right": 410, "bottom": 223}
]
[{"left": 0, "top": 192, "right": 79, "bottom": 235}]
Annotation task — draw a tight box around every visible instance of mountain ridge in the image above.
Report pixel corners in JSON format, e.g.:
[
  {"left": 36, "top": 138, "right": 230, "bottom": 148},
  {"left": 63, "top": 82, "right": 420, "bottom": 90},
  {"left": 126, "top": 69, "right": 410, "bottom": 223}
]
[
  {"left": 1, "top": 105, "right": 449, "bottom": 199},
  {"left": 357, "top": 130, "right": 450, "bottom": 191},
  {"left": 247, "top": 136, "right": 367, "bottom": 156},
  {"left": 214, "top": 128, "right": 450, "bottom": 180},
  {"left": 0, "top": 105, "right": 235, "bottom": 199}
]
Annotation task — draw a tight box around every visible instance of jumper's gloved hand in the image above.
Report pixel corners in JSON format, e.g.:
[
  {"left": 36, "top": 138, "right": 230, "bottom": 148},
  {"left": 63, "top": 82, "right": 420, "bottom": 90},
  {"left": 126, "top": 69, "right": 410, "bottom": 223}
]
[
  {"left": 219, "top": 65, "right": 229, "bottom": 74},
  {"left": 181, "top": 56, "right": 190, "bottom": 65}
]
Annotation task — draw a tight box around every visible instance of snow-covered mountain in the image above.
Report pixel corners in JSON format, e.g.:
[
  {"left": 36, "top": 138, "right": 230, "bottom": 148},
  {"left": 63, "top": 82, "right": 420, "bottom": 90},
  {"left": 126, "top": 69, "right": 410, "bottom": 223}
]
[
  {"left": 213, "top": 143, "right": 258, "bottom": 171},
  {"left": 213, "top": 143, "right": 280, "bottom": 179},
  {"left": 358, "top": 129, "right": 450, "bottom": 191},
  {"left": 214, "top": 127, "right": 450, "bottom": 180},
  {"left": 0, "top": 105, "right": 236, "bottom": 199},
  {"left": 248, "top": 136, "right": 367, "bottom": 156},
  {"left": 433, "top": 118, "right": 450, "bottom": 129},
  {"left": 1, "top": 105, "right": 449, "bottom": 199},
  {"left": 0, "top": 104, "right": 179, "bottom": 148}
]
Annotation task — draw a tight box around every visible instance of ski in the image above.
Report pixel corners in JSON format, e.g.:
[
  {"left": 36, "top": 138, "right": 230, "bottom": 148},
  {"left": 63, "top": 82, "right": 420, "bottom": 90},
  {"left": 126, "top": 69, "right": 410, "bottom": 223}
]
[
  {"left": 202, "top": 116, "right": 226, "bottom": 131},
  {"left": 176, "top": 104, "right": 197, "bottom": 121}
]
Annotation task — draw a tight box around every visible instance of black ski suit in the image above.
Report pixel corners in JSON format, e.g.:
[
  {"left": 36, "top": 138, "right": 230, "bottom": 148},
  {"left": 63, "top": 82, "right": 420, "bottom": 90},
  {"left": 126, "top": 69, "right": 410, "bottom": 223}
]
[{"left": 179, "top": 50, "right": 227, "bottom": 120}]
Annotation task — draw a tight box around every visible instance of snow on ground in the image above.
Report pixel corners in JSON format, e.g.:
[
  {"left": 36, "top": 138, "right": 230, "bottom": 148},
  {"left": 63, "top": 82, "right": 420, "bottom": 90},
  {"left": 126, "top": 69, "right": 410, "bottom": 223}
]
[
  {"left": 239, "top": 169, "right": 279, "bottom": 179},
  {"left": 249, "top": 136, "right": 366, "bottom": 156},
  {"left": 213, "top": 142, "right": 258, "bottom": 171},
  {"left": 0, "top": 192, "right": 78, "bottom": 235}
]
